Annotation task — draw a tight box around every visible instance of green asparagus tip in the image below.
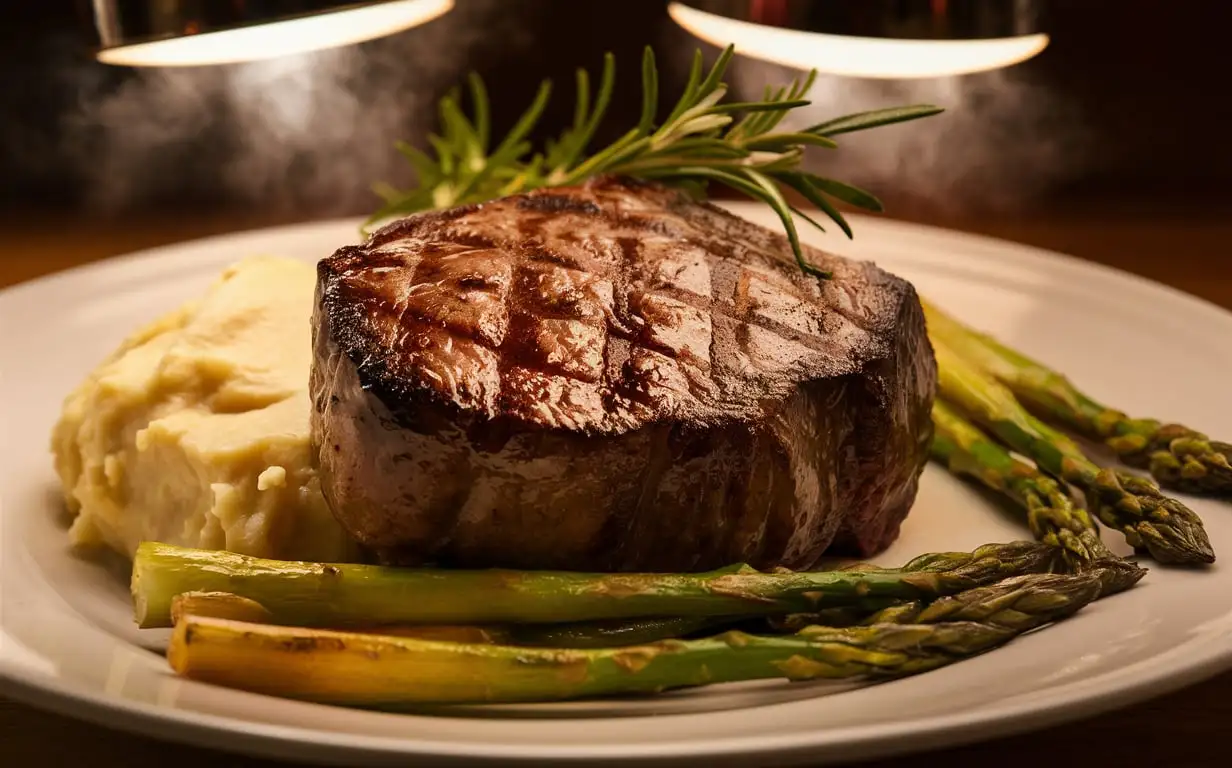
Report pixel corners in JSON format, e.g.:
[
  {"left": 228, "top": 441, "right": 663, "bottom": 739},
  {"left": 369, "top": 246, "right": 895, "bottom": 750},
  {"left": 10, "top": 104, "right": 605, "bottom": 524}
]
[
  {"left": 899, "top": 540, "right": 1064, "bottom": 579},
  {"left": 1089, "top": 470, "right": 1215, "bottom": 566},
  {"left": 1082, "top": 556, "right": 1148, "bottom": 597},
  {"left": 774, "top": 569, "right": 1108, "bottom": 633},
  {"left": 1138, "top": 426, "right": 1232, "bottom": 496},
  {"left": 906, "top": 571, "right": 1103, "bottom": 632}
]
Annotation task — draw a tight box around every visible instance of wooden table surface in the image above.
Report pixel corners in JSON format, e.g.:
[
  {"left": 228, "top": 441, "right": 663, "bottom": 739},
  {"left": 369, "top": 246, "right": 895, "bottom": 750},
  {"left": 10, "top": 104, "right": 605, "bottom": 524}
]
[{"left": 3, "top": 204, "right": 1231, "bottom": 767}]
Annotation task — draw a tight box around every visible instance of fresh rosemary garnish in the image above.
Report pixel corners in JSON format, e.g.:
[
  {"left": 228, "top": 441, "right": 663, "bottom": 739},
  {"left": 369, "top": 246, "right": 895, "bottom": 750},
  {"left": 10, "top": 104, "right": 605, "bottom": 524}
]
[{"left": 368, "top": 45, "right": 942, "bottom": 277}]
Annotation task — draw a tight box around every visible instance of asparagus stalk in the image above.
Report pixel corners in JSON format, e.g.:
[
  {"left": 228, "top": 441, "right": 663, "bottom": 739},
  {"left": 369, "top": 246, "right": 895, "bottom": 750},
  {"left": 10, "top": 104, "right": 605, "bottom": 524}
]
[
  {"left": 931, "top": 337, "right": 1214, "bottom": 565},
  {"left": 133, "top": 541, "right": 1062, "bottom": 629},
  {"left": 313, "top": 616, "right": 731, "bottom": 649},
  {"left": 923, "top": 299, "right": 1232, "bottom": 495},
  {"left": 169, "top": 592, "right": 508, "bottom": 644},
  {"left": 930, "top": 399, "right": 1109, "bottom": 569},
  {"left": 170, "top": 592, "right": 273, "bottom": 625},
  {"left": 505, "top": 617, "right": 733, "bottom": 648},
  {"left": 168, "top": 572, "right": 1100, "bottom": 706},
  {"left": 169, "top": 591, "right": 730, "bottom": 648}
]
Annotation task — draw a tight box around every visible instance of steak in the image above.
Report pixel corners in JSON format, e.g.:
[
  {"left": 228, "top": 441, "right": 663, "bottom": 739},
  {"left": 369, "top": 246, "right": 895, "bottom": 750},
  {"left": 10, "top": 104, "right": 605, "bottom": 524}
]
[{"left": 311, "top": 176, "right": 936, "bottom": 571}]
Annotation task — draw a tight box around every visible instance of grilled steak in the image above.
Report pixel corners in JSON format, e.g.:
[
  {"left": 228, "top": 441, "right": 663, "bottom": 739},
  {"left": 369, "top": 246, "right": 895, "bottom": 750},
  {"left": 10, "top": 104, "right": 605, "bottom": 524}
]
[{"left": 311, "top": 176, "right": 935, "bottom": 571}]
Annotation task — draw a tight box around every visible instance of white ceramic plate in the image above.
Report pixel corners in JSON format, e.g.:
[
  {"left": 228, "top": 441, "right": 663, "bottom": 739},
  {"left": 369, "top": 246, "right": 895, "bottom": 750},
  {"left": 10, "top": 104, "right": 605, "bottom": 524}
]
[{"left": 3, "top": 205, "right": 1231, "bottom": 766}]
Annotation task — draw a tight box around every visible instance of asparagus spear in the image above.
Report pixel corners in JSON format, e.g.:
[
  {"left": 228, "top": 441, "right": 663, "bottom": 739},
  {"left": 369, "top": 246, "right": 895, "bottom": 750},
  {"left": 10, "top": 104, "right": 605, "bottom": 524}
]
[
  {"left": 169, "top": 592, "right": 731, "bottom": 648},
  {"left": 930, "top": 399, "right": 1109, "bottom": 569},
  {"left": 505, "top": 617, "right": 733, "bottom": 648},
  {"left": 932, "top": 337, "right": 1214, "bottom": 565},
  {"left": 133, "top": 540, "right": 1062, "bottom": 629},
  {"left": 929, "top": 401, "right": 1145, "bottom": 595},
  {"left": 168, "top": 572, "right": 1100, "bottom": 706},
  {"left": 170, "top": 592, "right": 273, "bottom": 625},
  {"left": 312, "top": 615, "right": 731, "bottom": 649},
  {"left": 169, "top": 592, "right": 509, "bottom": 644},
  {"left": 923, "top": 299, "right": 1232, "bottom": 495}
]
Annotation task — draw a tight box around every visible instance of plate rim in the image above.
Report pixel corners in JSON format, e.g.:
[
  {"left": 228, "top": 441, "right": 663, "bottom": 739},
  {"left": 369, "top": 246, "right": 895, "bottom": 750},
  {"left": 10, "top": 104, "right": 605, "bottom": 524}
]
[
  {"left": 1, "top": 647, "right": 1227, "bottom": 766},
  {"left": 4, "top": 208, "right": 1232, "bottom": 766}
]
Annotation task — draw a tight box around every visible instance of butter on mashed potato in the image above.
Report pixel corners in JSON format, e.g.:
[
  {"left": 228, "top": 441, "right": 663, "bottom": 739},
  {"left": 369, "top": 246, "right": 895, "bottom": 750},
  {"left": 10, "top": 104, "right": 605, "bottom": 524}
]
[{"left": 51, "top": 256, "right": 355, "bottom": 562}]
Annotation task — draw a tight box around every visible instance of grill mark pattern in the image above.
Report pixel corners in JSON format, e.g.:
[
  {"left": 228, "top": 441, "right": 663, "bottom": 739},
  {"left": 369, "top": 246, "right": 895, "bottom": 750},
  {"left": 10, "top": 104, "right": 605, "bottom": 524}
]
[
  {"left": 336, "top": 177, "right": 897, "bottom": 434},
  {"left": 495, "top": 260, "right": 534, "bottom": 415}
]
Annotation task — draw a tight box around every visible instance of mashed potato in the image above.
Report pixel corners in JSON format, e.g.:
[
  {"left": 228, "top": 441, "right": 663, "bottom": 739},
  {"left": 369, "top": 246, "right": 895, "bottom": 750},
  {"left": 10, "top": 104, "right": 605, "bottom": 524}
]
[{"left": 51, "top": 256, "right": 355, "bottom": 562}]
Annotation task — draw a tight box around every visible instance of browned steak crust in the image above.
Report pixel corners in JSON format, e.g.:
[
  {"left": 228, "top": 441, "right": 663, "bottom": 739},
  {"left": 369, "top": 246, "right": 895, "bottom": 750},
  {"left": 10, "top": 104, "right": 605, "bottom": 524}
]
[{"left": 311, "top": 176, "right": 935, "bottom": 571}]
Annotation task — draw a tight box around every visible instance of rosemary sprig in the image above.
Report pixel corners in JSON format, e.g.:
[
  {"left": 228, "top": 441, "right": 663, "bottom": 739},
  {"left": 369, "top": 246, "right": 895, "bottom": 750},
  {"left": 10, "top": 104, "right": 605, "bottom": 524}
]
[{"left": 367, "top": 45, "right": 942, "bottom": 277}]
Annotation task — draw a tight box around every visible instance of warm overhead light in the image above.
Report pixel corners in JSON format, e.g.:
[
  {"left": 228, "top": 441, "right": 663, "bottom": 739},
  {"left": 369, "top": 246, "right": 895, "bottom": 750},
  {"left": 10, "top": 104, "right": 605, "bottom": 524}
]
[
  {"left": 668, "top": 0, "right": 1050, "bottom": 79},
  {"left": 92, "top": 0, "right": 454, "bottom": 68}
]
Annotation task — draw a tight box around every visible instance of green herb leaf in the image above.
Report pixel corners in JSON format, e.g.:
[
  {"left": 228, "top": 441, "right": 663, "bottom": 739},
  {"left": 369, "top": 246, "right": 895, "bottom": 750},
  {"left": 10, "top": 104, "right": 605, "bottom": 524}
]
[
  {"left": 806, "top": 175, "right": 884, "bottom": 212},
  {"left": 809, "top": 105, "right": 944, "bottom": 137},
  {"left": 370, "top": 47, "right": 942, "bottom": 277},
  {"left": 778, "top": 172, "right": 854, "bottom": 239},
  {"left": 637, "top": 46, "right": 658, "bottom": 133},
  {"left": 742, "top": 132, "right": 838, "bottom": 151},
  {"left": 467, "top": 73, "right": 491, "bottom": 152}
]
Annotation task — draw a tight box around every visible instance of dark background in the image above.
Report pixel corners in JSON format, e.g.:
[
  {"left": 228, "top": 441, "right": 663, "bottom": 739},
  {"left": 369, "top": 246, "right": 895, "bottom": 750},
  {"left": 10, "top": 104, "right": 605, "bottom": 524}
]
[{"left": 1, "top": 0, "right": 1230, "bottom": 224}]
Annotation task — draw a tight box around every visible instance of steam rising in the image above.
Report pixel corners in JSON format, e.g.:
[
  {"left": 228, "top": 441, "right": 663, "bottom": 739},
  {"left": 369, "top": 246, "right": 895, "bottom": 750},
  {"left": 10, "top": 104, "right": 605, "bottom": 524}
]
[
  {"left": 63, "top": 0, "right": 530, "bottom": 214},
  {"left": 727, "top": 56, "right": 1090, "bottom": 214},
  {"left": 56, "top": 5, "right": 1084, "bottom": 217}
]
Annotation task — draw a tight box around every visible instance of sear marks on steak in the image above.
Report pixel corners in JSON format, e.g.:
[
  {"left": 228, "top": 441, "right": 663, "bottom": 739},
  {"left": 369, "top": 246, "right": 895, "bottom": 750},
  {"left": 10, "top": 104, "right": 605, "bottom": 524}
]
[{"left": 311, "top": 176, "right": 936, "bottom": 572}]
